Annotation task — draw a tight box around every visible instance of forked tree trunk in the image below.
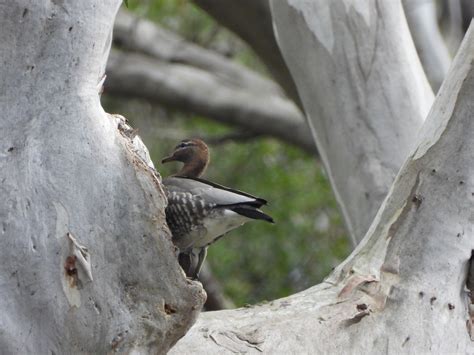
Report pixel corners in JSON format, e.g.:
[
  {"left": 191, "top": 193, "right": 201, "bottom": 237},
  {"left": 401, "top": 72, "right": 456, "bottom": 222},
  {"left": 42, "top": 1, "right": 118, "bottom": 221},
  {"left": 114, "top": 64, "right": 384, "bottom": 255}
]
[
  {"left": 170, "top": 11, "right": 474, "bottom": 355},
  {"left": 0, "top": 1, "right": 204, "bottom": 353}
]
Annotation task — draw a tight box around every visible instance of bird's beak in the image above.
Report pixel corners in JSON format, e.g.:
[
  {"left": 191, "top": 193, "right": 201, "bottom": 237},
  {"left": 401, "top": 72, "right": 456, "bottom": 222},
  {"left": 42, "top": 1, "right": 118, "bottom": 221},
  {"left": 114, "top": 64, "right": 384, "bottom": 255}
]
[{"left": 161, "top": 154, "right": 176, "bottom": 164}]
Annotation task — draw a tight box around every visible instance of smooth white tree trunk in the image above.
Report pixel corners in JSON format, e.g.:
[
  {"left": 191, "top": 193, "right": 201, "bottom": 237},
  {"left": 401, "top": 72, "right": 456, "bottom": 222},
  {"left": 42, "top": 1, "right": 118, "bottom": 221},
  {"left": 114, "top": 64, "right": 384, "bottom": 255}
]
[
  {"left": 171, "top": 22, "right": 474, "bottom": 353},
  {"left": 403, "top": 0, "right": 452, "bottom": 91},
  {"left": 192, "top": 0, "right": 302, "bottom": 106},
  {"left": 0, "top": 1, "right": 204, "bottom": 353},
  {"left": 272, "top": 0, "right": 434, "bottom": 244}
]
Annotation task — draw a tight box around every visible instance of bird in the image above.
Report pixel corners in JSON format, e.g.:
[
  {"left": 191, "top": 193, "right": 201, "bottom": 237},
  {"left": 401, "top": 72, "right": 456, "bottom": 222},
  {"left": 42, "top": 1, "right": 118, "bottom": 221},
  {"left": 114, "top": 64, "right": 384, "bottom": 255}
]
[{"left": 161, "top": 138, "right": 274, "bottom": 279}]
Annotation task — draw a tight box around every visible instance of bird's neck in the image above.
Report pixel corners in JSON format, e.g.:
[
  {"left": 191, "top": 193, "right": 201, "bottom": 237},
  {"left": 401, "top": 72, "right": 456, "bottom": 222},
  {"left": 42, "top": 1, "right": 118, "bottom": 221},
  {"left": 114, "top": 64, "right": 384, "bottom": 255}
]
[{"left": 178, "top": 158, "right": 208, "bottom": 178}]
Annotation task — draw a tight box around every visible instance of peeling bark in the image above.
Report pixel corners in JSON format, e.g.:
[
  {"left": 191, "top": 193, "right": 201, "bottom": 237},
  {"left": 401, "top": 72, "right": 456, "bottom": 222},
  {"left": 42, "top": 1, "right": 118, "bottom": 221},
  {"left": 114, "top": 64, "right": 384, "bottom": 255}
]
[
  {"left": 0, "top": 1, "right": 204, "bottom": 353},
  {"left": 170, "top": 23, "right": 474, "bottom": 354}
]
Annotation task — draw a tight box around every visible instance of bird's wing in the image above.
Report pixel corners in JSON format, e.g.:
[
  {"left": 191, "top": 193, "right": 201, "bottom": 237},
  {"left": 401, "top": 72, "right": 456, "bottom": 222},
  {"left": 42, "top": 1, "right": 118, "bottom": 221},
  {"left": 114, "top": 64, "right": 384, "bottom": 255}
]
[{"left": 163, "top": 176, "right": 266, "bottom": 207}]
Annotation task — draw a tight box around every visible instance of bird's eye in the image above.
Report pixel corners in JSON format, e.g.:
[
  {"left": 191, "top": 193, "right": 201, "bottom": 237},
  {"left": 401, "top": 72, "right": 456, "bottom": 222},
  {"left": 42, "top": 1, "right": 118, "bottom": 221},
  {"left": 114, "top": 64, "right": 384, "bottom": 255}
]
[{"left": 175, "top": 142, "right": 193, "bottom": 149}]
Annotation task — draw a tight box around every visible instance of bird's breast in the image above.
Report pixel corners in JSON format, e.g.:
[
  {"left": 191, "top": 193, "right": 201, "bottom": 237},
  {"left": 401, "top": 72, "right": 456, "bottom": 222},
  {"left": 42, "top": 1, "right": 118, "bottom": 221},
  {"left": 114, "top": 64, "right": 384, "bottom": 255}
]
[{"left": 169, "top": 208, "right": 248, "bottom": 250}]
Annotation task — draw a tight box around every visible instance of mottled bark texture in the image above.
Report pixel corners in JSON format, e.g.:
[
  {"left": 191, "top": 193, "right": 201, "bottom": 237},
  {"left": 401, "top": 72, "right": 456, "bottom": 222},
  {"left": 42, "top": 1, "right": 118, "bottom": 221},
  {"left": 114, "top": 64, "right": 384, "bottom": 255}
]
[
  {"left": 171, "top": 20, "right": 474, "bottom": 354},
  {"left": 0, "top": 1, "right": 204, "bottom": 353}
]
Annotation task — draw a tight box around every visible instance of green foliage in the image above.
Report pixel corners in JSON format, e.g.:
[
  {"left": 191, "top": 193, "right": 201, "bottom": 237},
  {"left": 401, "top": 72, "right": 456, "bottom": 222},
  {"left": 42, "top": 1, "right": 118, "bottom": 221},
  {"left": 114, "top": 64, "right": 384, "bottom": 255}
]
[
  {"left": 127, "top": 0, "right": 219, "bottom": 42},
  {"left": 126, "top": 0, "right": 269, "bottom": 74},
  {"left": 207, "top": 142, "right": 348, "bottom": 305}
]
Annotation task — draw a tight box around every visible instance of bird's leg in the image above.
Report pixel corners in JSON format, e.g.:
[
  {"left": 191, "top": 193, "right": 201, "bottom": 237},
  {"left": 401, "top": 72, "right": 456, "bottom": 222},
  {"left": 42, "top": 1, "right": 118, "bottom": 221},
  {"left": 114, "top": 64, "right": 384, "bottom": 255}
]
[
  {"left": 178, "top": 252, "right": 192, "bottom": 277},
  {"left": 193, "top": 247, "right": 208, "bottom": 280}
]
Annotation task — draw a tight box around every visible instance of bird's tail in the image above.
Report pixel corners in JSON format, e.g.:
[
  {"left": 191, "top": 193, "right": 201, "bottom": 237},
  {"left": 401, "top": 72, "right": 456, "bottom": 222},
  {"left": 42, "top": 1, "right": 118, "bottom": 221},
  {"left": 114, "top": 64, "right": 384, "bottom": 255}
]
[{"left": 229, "top": 204, "right": 274, "bottom": 223}]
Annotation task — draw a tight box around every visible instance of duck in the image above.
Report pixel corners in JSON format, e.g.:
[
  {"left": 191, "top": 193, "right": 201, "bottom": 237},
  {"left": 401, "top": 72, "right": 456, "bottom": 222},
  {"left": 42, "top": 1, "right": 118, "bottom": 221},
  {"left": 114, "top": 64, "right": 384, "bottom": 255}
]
[{"left": 161, "top": 138, "right": 273, "bottom": 279}]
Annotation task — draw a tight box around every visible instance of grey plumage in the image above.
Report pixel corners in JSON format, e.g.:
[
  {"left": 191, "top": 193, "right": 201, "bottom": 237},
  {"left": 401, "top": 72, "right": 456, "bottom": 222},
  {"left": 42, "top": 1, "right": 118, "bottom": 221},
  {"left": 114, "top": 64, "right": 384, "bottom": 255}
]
[{"left": 163, "top": 175, "right": 273, "bottom": 278}]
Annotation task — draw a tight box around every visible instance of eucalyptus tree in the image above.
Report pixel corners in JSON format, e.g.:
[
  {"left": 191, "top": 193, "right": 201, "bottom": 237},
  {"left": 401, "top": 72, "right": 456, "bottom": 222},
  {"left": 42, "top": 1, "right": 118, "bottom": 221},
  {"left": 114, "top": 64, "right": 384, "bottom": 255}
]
[
  {"left": 0, "top": 1, "right": 203, "bottom": 353},
  {"left": 2, "top": 0, "right": 473, "bottom": 353}
]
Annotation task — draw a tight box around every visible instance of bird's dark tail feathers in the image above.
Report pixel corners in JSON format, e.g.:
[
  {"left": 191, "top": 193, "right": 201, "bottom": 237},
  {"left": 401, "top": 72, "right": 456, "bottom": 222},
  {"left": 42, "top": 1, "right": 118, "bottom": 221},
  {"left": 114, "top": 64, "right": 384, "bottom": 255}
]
[{"left": 230, "top": 205, "right": 274, "bottom": 223}]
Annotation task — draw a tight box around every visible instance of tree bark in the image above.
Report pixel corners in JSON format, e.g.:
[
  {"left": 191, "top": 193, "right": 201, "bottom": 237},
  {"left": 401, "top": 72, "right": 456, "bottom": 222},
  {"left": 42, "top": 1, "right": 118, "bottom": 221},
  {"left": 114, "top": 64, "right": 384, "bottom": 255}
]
[
  {"left": 403, "top": 0, "right": 452, "bottom": 91},
  {"left": 461, "top": 0, "right": 474, "bottom": 31},
  {"left": 192, "top": 0, "right": 302, "bottom": 107},
  {"left": 170, "top": 22, "right": 474, "bottom": 354},
  {"left": 272, "top": 0, "right": 434, "bottom": 244},
  {"left": 0, "top": 1, "right": 204, "bottom": 353}
]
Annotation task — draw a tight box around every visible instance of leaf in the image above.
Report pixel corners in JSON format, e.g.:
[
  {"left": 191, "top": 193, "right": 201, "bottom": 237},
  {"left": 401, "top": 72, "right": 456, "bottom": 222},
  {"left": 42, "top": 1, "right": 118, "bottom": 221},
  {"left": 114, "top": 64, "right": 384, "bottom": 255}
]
[{"left": 124, "top": 0, "right": 129, "bottom": 7}]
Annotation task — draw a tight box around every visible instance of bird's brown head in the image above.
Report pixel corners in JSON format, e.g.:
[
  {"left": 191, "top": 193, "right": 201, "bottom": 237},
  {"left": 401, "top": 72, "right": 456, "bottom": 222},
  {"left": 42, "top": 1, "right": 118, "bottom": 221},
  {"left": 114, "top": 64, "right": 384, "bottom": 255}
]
[{"left": 161, "top": 138, "right": 210, "bottom": 178}]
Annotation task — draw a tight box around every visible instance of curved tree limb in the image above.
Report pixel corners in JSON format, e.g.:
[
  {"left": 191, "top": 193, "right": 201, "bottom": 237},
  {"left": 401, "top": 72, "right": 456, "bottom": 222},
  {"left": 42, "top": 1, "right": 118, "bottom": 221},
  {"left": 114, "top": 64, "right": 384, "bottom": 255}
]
[
  {"left": 105, "top": 49, "right": 316, "bottom": 154},
  {"left": 113, "top": 9, "right": 282, "bottom": 96},
  {"left": 107, "top": 10, "right": 315, "bottom": 154}
]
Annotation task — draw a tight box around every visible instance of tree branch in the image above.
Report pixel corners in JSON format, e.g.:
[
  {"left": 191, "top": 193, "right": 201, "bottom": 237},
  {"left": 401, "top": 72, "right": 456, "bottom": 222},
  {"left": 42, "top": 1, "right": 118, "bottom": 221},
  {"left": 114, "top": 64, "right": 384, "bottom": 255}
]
[
  {"left": 192, "top": 0, "right": 302, "bottom": 106},
  {"left": 105, "top": 51, "right": 316, "bottom": 154},
  {"left": 113, "top": 9, "right": 282, "bottom": 96},
  {"left": 403, "top": 0, "right": 452, "bottom": 91},
  {"left": 107, "top": 10, "right": 316, "bottom": 154}
]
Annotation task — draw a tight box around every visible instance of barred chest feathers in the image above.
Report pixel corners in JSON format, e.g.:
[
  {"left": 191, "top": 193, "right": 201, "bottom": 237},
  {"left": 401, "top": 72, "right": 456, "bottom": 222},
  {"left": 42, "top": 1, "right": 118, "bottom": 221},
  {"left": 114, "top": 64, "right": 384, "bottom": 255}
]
[{"left": 165, "top": 186, "right": 253, "bottom": 251}]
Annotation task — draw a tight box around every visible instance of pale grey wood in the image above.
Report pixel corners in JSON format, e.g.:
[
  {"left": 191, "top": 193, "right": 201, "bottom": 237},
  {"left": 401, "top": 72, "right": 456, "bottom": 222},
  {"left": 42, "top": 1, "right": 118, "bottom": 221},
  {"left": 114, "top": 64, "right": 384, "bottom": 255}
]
[
  {"left": 272, "top": 0, "right": 434, "bottom": 244},
  {"left": 192, "top": 0, "right": 302, "bottom": 106},
  {"left": 403, "top": 0, "right": 452, "bottom": 91},
  {"left": 0, "top": 1, "right": 204, "bottom": 353},
  {"left": 170, "top": 22, "right": 474, "bottom": 354},
  {"left": 106, "top": 50, "right": 313, "bottom": 154}
]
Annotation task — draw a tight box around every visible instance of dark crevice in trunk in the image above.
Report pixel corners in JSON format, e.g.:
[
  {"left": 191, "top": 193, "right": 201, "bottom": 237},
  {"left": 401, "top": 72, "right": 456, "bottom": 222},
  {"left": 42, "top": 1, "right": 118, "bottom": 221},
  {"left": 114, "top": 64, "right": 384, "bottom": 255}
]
[{"left": 465, "top": 250, "right": 474, "bottom": 340}]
